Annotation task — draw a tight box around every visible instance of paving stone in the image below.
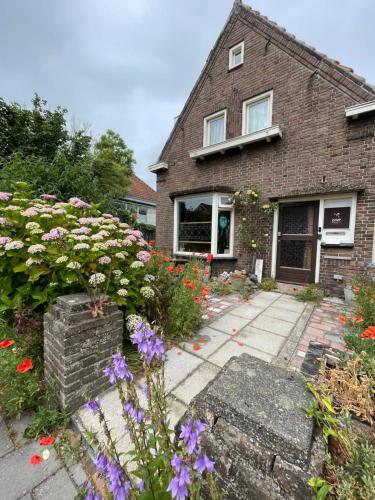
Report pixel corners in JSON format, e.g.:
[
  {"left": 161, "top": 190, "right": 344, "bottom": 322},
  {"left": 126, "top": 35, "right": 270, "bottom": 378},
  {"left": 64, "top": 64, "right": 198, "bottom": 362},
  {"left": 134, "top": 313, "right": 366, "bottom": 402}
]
[
  {"left": 250, "top": 294, "right": 280, "bottom": 308},
  {"left": 168, "top": 397, "right": 188, "bottom": 427},
  {"left": 0, "top": 440, "right": 61, "bottom": 500},
  {"left": 251, "top": 314, "right": 295, "bottom": 337},
  {"left": 230, "top": 304, "right": 264, "bottom": 320},
  {"left": 182, "top": 327, "right": 229, "bottom": 358},
  {"left": 164, "top": 347, "right": 203, "bottom": 392},
  {"left": 272, "top": 297, "right": 305, "bottom": 313},
  {"left": 236, "top": 326, "right": 286, "bottom": 356},
  {"left": 0, "top": 418, "right": 13, "bottom": 459},
  {"left": 68, "top": 463, "right": 87, "bottom": 487},
  {"left": 33, "top": 467, "right": 77, "bottom": 500},
  {"left": 209, "top": 313, "right": 250, "bottom": 335},
  {"left": 208, "top": 340, "right": 273, "bottom": 367},
  {"left": 19, "top": 494, "right": 32, "bottom": 500},
  {"left": 264, "top": 306, "right": 302, "bottom": 323},
  {"left": 8, "top": 412, "right": 34, "bottom": 447},
  {"left": 172, "top": 362, "right": 221, "bottom": 405}
]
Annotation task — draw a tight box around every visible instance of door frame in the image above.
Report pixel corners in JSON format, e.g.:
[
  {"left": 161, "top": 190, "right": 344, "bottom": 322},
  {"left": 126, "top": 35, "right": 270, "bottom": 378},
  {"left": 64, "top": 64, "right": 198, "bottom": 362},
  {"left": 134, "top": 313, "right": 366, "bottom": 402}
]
[
  {"left": 271, "top": 193, "right": 358, "bottom": 284},
  {"left": 275, "top": 201, "right": 319, "bottom": 284}
]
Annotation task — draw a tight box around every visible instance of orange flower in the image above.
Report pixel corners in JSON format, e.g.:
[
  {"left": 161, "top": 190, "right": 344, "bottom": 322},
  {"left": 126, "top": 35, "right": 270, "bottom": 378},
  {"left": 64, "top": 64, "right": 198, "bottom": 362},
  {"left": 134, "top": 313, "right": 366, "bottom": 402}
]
[
  {"left": 353, "top": 287, "right": 360, "bottom": 293},
  {"left": 194, "top": 297, "right": 201, "bottom": 303},
  {"left": 164, "top": 257, "right": 171, "bottom": 263},
  {"left": 352, "top": 317, "right": 364, "bottom": 323},
  {"left": 16, "top": 359, "right": 33, "bottom": 374},
  {"left": 202, "top": 287, "right": 209, "bottom": 296},
  {"left": 372, "top": 294, "right": 375, "bottom": 299},
  {"left": 148, "top": 239, "right": 155, "bottom": 246},
  {"left": 192, "top": 266, "right": 198, "bottom": 272},
  {"left": 183, "top": 280, "right": 191, "bottom": 286},
  {"left": 361, "top": 326, "right": 375, "bottom": 340},
  {"left": 150, "top": 249, "right": 156, "bottom": 255},
  {"left": 0, "top": 339, "right": 15, "bottom": 348},
  {"left": 167, "top": 266, "right": 175, "bottom": 273},
  {"left": 361, "top": 331, "right": 370, "bottom": 339},
  {"left": 39, "top": 436, "right": 55, "bottom": 446},
  {"left": 29, "top": 454, "right": 43, "bottom": 465},
  {"left": 202, "top": 270, "right": 209, "bottom": 275},
  {"left": 193, "top": 344, "right": 201, "bottom": 351},
  {"left": 337, "top": 315, "right": 347, "bottom": 325},
  {"left": 206, "top": 253, "right": 213, "bottom": 263}
]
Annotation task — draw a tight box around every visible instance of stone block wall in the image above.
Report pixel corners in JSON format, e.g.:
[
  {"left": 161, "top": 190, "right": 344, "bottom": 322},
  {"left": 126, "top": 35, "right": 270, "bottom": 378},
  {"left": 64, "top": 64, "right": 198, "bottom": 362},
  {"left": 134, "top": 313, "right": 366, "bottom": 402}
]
[
  {"left": 44, "top": 293, "right": 123, "bottom": 413},
  {"left": 178, "top": 354, "right": 325, "bottom": 499}
]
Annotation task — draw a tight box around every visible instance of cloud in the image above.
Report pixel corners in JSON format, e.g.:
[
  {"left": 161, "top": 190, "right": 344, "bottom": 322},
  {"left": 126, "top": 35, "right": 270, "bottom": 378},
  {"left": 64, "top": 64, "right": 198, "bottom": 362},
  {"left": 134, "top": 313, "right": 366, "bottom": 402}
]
[{"left": 0, "top": 0, "right": 374, "bottom": 189}]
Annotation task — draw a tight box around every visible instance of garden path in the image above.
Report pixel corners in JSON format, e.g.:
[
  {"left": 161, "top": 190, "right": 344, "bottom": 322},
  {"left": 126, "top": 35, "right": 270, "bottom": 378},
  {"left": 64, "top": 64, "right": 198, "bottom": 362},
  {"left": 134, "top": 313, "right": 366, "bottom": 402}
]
[
  {"left": 0, "top": 413, "right": 86, "bottom": 500},
  {"left": 75, "top": 291, "right": 314, "bottom": 458}
]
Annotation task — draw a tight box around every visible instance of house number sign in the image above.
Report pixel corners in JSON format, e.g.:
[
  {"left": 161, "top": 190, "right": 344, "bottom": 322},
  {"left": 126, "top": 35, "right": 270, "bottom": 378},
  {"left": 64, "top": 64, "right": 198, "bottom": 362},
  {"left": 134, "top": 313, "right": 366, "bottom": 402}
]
[{"left": 323, "top": 207, "right": 350, "bottom": 229}]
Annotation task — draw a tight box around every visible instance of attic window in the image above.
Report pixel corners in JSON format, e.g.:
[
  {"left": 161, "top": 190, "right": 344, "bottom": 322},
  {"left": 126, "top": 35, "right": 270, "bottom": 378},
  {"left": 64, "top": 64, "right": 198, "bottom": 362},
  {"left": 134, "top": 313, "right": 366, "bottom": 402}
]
[{"left": 229, "top": 41, "right": 244, "bottom": 69}]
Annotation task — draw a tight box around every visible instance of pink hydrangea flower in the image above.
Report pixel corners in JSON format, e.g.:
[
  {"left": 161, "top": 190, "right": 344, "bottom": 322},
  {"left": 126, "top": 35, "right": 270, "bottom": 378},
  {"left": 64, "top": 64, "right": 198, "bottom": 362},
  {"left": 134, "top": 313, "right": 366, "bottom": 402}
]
[
  {"left": 105, "top": 239, "right": 120, "bottom": 248},
  {"left": 21, "top": 207, "right": 39, "bottom": 217},
  {"left": 0, "top": 236, "right": 12, "bottom": 246},
  {"left": 69, "top": 197, "right": 91, "bottom": 209},
  {"left": 0, "top": 218, "right": 8, "bottom": 225},
  {"left": 98, "top": 256, "right": 111, "bottom": 265},
  {"left": 136, "top": 251, "right": 151, "bottom": 262},
  {"left": 41, "top": 194, "right": 57, "bottom": 201},
  {"left": 28, "top": 244, "right": 46, "bottom": 254},
  {"left": 122, "top": 238, "right": 133, "bottom": 247},
  {"left": 41, "top": 228, "right": 65, "bottom": 241},
  {"left": 0, "top": 192, "right": 12, "bottom": 201}
]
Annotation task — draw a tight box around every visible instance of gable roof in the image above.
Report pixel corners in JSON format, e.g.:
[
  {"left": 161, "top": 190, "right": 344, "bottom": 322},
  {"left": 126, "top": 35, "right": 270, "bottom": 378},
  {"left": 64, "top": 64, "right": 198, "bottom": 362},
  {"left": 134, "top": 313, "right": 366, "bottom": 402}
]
[
  {"left": 158, "top": 1, "right": 375, "bottom": 161},
  {"left": 125, "top": 175, "right": 157, "bottom": 203}
]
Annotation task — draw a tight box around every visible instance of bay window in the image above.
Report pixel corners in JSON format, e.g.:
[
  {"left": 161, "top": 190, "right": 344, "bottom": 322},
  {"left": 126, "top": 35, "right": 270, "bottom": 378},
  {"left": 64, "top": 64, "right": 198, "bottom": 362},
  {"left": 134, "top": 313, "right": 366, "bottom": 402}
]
[
  {"left": 242, "top": 91, "right": 273, "bottom": 135},
  {"left": 174, "top": 193, "right": 234, "bottom": 257}
]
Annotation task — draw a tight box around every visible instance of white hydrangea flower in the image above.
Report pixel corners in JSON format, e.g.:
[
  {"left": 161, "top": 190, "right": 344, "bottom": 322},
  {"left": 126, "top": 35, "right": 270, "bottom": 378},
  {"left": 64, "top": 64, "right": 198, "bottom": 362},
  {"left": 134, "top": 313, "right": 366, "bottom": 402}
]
[
  {"left": 120, "top": 278, "right": 129, "bottom": 286},
  {"left": 5, "top": 240, "right": 24, "bottom": 250},
  {"left": 113, "top": 269, "right": 123, "bottom": 277},
  {"left": 88, "top": 272, "right": 106, "bottom": 287},
  {"left": 144, "top": 274, "right": 156, "bottom": 283},
  {"left": 126, "top": 314, "right": 144, "bottom": 332},
  {"left": 73, "top": 243, "right": 90, "bottom": 250},
  {"left": 40, "top": 214, "right": 53, "bottom": 218},
  {"left": 66, "top": 214, "right": 77, "bottom": 220},
  {"left": 140, "top": 286, "right": 155, "bottom": 299},
  {"left": 130, "top": 261, "right": 144, "bottom": 269},
  {"left": 66, "top": 261, "right": 81, "bottom": 270},
  {"left": 115, "top": 252, "right": 127, "bottom": 260},
  {"left": 30, "top": 229, "right": 44, "bottom": 235},
  {"left": 92, "top": 243, "right": 107, "bottom": 251},
  {"left": 25, "top": 258, "right": 42, "bottom": 266},
  {"left": 56, "top": 255, "right": 69, "bottom": 263},
  {"left": 28, "top": 244, "right": 47, "bottom": 254},
  {"left": 25, "top": 222, "right": 40, "bottom": 230},
  {"left": 117, "top": 289, "right": 128, "bottom": 297}
]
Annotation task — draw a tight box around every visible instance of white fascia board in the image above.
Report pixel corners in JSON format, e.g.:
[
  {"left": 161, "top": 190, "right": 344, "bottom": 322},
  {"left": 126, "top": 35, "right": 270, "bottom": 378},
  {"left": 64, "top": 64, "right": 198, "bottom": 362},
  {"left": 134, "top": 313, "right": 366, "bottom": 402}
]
[
  {"left": 189, "top": 125, "right": 282, "bottom": 159},
  {"left": 148, "top": 161, "right": 168, "bottom": 173},
  {"left": 345, "top": 100, "right": 375, "bottom": 119}
]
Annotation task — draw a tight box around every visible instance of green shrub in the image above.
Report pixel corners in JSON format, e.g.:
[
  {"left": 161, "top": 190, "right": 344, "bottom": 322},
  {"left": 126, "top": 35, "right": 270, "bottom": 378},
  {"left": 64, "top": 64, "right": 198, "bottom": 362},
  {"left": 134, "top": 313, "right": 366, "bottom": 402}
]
[
  {"left": 259, "top": 277, "right": 276, "bottom": 291},
  {"left": 295, "top": 284, "right": 324, "bottom": 304},
  {"left": 23, "top": 403, "right": 68, "bottom": 439}
]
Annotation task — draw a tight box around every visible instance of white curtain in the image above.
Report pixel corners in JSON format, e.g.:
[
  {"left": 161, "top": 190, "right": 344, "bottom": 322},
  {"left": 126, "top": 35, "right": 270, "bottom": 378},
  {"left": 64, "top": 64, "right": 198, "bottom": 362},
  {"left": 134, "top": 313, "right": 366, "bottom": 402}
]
[
  {"left": 247, "top": 98, "right": 269, "bottom": 134},
  {"left": 208, "top": 115, "right": 224, "bottom": 145}
]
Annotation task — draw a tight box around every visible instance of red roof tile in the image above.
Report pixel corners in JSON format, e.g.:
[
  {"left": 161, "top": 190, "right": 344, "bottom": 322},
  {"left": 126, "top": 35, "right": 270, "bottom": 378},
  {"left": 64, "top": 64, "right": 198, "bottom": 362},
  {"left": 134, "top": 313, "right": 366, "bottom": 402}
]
[{"left": 126, "top": 175, "right": 157, "bottom": 203}]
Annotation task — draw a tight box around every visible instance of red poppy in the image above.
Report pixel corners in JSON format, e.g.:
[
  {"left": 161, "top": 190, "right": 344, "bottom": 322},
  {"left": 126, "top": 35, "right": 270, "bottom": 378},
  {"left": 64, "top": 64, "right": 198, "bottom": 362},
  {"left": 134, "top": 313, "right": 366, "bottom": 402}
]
[
  {"left": 29, "top": 454, "right": 43, "bottom": 465},
  {"left": 148, "top": 240, "right": 155, "bottom": 246},
  {"left": 361, "top": 326, "right": 375, "bottom": 340},
  {"left": 199, "top": 338, "right": 206, "bottom": 343},
  {"left": 193, "top": 344, "right": 201, "bottom": 351},
  {"left": 16, "top": 359, "right": 33, "bottom": 374},
  {"left": 202, "top": 287, "right": 209, "bottom": 295},
  {"left": 167, "top": 266, "right": 175, "bottom": 273},
  {"left": 183, "top": 280, "right": 191, "bottom": 286},
  {"left": 150, "top": 249, "right": 156, "bottom": 255},
  {"left": 164, "top": 257, "right": 171, "bottom": 263},
  {"left": 237, "top": 342, "right": 245, "bottom": 347},
  {"left": 206, "top": 253, "right": 213, "bottom": 263},
  {"left": 0, "top": 339, "right": 15, "bottom": 348},
  {"left": 203, "top": 296, "right": 208, "bottom": 301},
  {"left": 361, "top": 331, "right": 370, "bottom": 339},
  {"left": 39, "top": 436, "right": 55, "bottom": 446},
  {"left": 192, "top": 266, "right": 198, "bottom": 272},
  {"left": 352, "top": 317, "right": 364, "bottom": 323},
  {"left": 372, "top": 294, "right": 375, "bottom": 299},
  {"left": 232, "top": 328, "right": 237, "bottom": 333},
  {"left": 188, "top": 284, "right": 196, "bottom": 290},
  {"left": 202, "top": 270, "right": 209, "bottom": 275},
  {"left": 175, "top": 343, "right": 181, "bottom": 348},
  {"left": 194, "top": 297, "right": 201, "bottom": 303},
  {"left": 337, "top": 315, "right": 347, "bottom": 325},
  {"left": 353, "top": 287, "right": 360, "bottom": 293},
  {"left": 176, "top": 351, "right": 182, "bottom": 356}
]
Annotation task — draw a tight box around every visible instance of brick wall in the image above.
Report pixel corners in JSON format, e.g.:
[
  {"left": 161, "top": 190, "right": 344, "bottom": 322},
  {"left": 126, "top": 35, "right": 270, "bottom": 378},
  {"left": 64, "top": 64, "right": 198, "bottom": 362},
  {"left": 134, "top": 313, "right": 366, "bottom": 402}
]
[{"left": 155, "top": 8, "right": 375, "bottom": 294}]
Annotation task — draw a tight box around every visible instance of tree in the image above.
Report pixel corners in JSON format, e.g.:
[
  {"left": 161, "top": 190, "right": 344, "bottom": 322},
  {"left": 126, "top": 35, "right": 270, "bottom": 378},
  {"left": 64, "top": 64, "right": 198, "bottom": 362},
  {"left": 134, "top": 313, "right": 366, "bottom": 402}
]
[{"left": 0, "top": 95, "right": 135, "bottom": 212}]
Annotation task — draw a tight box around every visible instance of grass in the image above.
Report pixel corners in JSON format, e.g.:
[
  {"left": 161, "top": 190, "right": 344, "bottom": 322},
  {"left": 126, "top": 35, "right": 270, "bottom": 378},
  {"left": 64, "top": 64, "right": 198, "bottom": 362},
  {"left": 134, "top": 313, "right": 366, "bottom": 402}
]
[{"left": 295, "top": 284, "right": 324, "bottom": 304}]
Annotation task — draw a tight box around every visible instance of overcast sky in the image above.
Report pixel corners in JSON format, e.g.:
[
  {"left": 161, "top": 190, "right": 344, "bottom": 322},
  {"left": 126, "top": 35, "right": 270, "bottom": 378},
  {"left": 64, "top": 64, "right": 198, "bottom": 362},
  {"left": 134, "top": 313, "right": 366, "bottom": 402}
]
[{"left": 1, "top": 0, "right": 374, "bottom": 189}]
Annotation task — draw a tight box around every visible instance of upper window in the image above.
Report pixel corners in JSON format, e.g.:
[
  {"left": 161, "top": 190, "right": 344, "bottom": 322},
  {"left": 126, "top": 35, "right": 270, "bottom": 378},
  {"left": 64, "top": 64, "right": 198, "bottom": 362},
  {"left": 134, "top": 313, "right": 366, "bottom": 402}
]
[
  {"left": 174, "top": 193, "right": 234, "bottom": 256},
  {"left": 203, "top": 110, "right": 226, "bottom": 147},
  {"left": 242, "top": 91, "right": 273, "bottom": 135},
  {"left": 229, "top": 41, "right": 244, "bottom": 69}
]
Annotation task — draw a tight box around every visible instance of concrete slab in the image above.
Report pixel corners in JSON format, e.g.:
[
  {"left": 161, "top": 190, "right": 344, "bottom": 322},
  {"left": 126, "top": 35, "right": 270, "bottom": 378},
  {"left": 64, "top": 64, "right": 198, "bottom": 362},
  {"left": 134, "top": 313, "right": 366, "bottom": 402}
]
[
  {"left": 251, "top": 314, "right": 295, "bottom": 337},
  {"left": 208, "top": 340, "right": 273, "bottom": 367},
  {"left": 168, "top": 397, "right": 188, "bottom": 427},
  {"left": 33, "top": 467, "right": 77, "bottom": 500},
  {"left": 182, "top": 327, "right": 229, "bottom": 359},
  {"left": 264, "top": 306, "right": 302, "bottom": 323},
  {"left": 68, "top": 463, "right": 87, "bottom": 487},
  {"left": 272, "top": 297, "right": 305, "bottom": 313},
  {"left": 164, "top": 347, "right": 203, "bottom": 392},
  {"left": 236, "top": 326, "right": 286, "bottom": 356},
  {"left": 0, "top": 418, "right": 13, "bottom": 459},
  {"left": 209, "top": 313, "right": 250, "bottom": 335},
  {"left": 230, "top": 304, "right": 264, "bottom": 320},
  {"left": 172, "top": 362, "right": 221, "bottom": 405},
  {"left": 8, "top": 412, "right": 34, "bottom": 447},
  {"left": 0, "top": 441, "right": 61, "bottom": 500}
]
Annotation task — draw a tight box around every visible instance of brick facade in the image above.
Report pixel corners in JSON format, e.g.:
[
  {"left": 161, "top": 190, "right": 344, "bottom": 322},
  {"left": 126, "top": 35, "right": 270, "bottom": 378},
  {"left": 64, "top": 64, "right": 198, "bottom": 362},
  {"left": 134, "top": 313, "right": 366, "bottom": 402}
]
[{"left": 152, "top": 3, "right": 375, "bottom": 294}]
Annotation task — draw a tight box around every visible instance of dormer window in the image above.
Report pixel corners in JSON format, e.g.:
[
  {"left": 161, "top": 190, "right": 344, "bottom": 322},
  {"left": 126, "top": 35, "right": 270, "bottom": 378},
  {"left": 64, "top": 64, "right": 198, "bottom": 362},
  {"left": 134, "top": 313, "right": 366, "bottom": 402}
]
[
  {"left": 229, "top": 41, "right": 244, "bottom": 69},
  {"left": 203, "top": 110, "right": 226, "bottom": 147},
  {"left": 242, "top": 91, "right": 273, "bottom": 135}
]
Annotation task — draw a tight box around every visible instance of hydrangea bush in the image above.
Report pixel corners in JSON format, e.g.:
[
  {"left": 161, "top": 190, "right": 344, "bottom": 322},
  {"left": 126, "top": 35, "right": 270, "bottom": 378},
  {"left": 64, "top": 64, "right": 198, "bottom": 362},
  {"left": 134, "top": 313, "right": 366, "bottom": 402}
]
[
  {"left": 0, "top": 183, "right": 150, "bottom": 315},
  {"left": 83, "top": 320, "right": 219, "bottom": 500}
]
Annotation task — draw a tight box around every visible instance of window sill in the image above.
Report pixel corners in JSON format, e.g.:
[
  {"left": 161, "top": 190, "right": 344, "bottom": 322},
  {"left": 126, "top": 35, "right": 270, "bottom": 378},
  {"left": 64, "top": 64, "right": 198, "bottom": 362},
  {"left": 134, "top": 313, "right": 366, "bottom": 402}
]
[
  {"left": 174, "top": 252, "right": 237, "bottom": 260},
  {"left": 228, "top": 62, "right": 243, "bottom": 72},
  {"left": 189, "top": 125, "right": 282, "bottom": 159},
  {"left": 321, "top": 243, "right": 354, "bottom": 248}
]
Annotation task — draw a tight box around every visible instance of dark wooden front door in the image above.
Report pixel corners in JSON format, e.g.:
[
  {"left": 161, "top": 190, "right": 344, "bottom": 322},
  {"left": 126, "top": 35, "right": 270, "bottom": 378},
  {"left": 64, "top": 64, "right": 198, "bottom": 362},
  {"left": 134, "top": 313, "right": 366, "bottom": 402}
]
[{"left": 276, "top": 201, "right": 319, "bottom": 284}]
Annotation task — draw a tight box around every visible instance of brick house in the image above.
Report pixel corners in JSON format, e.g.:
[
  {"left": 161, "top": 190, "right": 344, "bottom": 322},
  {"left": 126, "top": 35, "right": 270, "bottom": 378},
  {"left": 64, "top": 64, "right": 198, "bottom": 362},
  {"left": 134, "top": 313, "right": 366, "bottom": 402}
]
[
  {"left": 149, "top": 1, "right": 375, "bottom": 294},
  {"left": 117, "top": 175, "right": 156, "bottom": 226}
]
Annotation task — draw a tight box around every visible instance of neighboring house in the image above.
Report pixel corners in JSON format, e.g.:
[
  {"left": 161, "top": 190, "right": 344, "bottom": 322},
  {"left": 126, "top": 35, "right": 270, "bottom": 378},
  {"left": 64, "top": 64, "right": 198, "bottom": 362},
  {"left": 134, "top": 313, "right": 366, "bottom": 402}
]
[
  {"left": 118, "top": 175, "right": 156, "bottom": 226},
  {"left": 149, "top": 1, "right": 375, "bottom": 294}
]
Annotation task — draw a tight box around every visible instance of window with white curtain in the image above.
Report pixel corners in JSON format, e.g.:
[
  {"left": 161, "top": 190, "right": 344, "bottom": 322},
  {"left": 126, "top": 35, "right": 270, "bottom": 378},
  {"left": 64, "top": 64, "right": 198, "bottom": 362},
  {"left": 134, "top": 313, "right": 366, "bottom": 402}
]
[
  {"left": 204, "top": 110, "right": 226, "bottom": 146},
  {"left": 242, "top": 91, "right": 273, "bottom": 135},
  {"left": 229, "top": 41, "right": 244, "bottom": 69}
]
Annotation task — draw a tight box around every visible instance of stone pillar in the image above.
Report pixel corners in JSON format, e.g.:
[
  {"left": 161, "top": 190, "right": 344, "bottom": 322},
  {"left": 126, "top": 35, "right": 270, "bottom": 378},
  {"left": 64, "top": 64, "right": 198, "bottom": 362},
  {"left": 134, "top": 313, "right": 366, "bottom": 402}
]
[
  {"left": 178, "top": 354, "right": 325, "bottom": 500},
  {"left": 44, "top": 293, "right": 123, "bottom": 413}
]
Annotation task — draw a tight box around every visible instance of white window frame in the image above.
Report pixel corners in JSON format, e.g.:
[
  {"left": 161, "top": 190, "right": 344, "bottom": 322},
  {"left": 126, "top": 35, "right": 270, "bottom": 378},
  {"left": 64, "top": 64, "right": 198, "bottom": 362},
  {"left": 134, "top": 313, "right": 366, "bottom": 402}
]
[
  {"left": 173, "top": 193, "right": 234, "bottom": 258},
  {"left": 229, "top": 41, "right": 244, "bottom": 70},
  {"left": 320, "top": 194, "right": 357, "bottom": 246},
  {"left": 203, "top": 109, "right": 227, "bottom": 147},
  {"left": 242, "top": 90, "right": 273, "bottom": 136}
]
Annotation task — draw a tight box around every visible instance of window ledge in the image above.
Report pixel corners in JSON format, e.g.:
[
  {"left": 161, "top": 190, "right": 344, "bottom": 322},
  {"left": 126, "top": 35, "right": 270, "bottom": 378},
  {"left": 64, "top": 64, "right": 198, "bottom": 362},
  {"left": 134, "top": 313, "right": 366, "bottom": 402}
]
[
  {"left": 321, "top": 243, "right": 354, "bottom": 248},
  {"left": 345, "top": 100, "right": 375, "bottom": 119},
  {"left": 189, "top": 125, "right": 282, "bottom": 159},
  {"left": 148, "top": 161, "right": 168, "bottom": 173}
]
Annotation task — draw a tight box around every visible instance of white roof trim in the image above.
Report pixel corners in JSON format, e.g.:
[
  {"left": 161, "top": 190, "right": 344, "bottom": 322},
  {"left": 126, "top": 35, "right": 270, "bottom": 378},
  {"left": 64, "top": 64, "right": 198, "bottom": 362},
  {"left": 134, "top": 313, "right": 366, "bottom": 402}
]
[
  {"left": 148, "top": 161, "right": 168, "bottom": 173},
  {"left": 189, "top": 125, "right": 282, "bottom": 159},
  {"left": 345, "top": 100, "right": 375, "bottom": 119}
]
